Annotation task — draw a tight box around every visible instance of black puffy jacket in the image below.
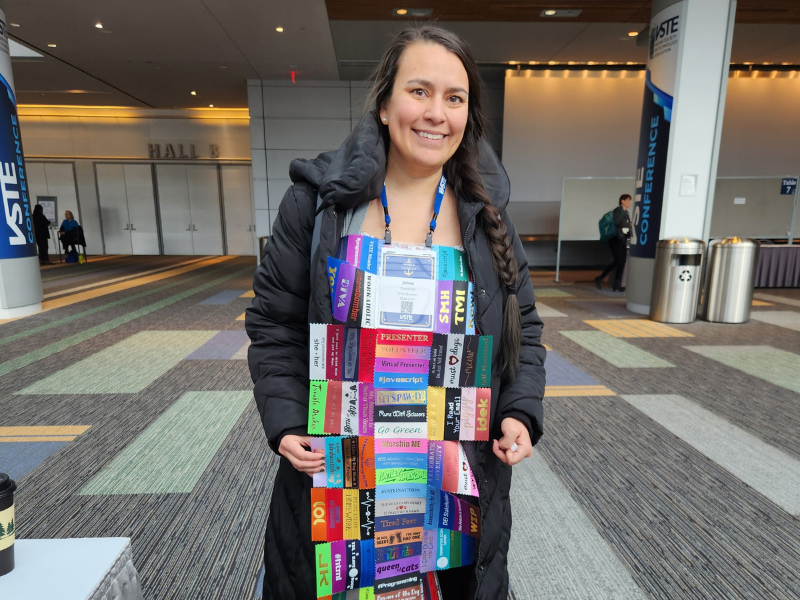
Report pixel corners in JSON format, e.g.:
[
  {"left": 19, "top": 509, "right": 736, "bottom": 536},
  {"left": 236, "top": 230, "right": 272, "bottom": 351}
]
[{"left": 245, "top": 115, "right": 546, "bottom": 600}]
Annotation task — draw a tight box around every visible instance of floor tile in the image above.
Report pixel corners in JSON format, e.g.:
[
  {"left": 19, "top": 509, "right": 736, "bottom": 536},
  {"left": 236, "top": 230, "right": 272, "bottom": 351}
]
[{"left": 560, "top": 331, "right": 674, "bottom": 368}]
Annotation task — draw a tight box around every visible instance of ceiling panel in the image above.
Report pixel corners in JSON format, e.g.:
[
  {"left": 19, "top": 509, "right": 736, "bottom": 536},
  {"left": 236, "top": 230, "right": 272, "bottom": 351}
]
[{"left": 325, "top": 0, "right": 800, "bottom": 24}]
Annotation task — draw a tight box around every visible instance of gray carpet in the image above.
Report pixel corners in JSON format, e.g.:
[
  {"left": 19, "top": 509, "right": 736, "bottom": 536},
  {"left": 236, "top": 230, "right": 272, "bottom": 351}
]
[{"left": 2, "top": 261, "right": 799, "bottom": 599}]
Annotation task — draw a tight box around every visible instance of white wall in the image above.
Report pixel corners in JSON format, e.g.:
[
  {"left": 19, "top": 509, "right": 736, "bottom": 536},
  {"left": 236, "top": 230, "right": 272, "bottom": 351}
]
[
  {"left": 18, "top": 106, "right": 252, "bottom": 254},
  {"left": 502, "top": 73, "right": 800, "bottom": 234},
  {"left": 248, "top": 80, "right": 369, "bottom": 239}
]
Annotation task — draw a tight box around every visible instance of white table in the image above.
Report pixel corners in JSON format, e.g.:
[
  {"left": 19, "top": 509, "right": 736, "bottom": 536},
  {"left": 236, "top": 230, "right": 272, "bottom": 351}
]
[{"left": 0, "top": 538, "right": 143, "bottom": 600}]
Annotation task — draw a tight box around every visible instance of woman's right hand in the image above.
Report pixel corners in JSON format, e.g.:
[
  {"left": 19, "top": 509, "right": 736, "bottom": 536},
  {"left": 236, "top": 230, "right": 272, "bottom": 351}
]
[{"left": 279, "top": 435, "right": 325, "bottom": 476}]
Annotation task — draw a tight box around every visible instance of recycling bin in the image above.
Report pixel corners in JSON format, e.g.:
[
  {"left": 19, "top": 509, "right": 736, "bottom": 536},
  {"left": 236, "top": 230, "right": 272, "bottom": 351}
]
[
  {"left": 699, "top": 237, "right": 760, "bottom": 323},
  {"left": 649, "top": 238, "right": 705, "bottom": 323},
  {"left": 258, "top": 236, "right": 269, "bottom": 261}
]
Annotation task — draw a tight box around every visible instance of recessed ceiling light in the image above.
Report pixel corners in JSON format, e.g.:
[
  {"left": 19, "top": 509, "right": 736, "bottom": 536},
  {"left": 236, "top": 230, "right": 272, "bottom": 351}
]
[
  {"left": 47, "top": 43, "right": 57, "bottom": 48},
  {"left": 607, "top": 61, "right": 617, "bottom": 65},
  {"left": 394, "top": 8, "right": 432, "bottom": 16},
  {"left": 548, "top": 60, "right": 558, "bottom": 65},
  {"left": 587, "top": 61, "right": 596, "bottom": 65},
  {"left": 508, "top": 61, "right": 518, "bottom": 65},
  {"left": 220, "top": 65, "right": 227, "bottom": 69},
  {"left": 209, "top": 104, "right": 214, "bottom": 107},
  {"left": 628, "top": 31, "right": 638, "bottom": 37},
  {"left": 95, "top": 22, "right": 103, "bottom": 29},
  {"left": 396, "top": 8, "right": 408, "bottom": 15},
  {"left": 528, "top": 61, "right": 539, "bottom": 65},
  {"left": 276, "top": 26, "right": 284, "bottom": 32},
  {"left": 544, "top": 9, "right": 557, "bottom": 16},
  {"left": 10, "top": 23, "right": 20, "bottom": 27},
  {"left": 191, "top": 91, "right": 197, "bottom": 96}
]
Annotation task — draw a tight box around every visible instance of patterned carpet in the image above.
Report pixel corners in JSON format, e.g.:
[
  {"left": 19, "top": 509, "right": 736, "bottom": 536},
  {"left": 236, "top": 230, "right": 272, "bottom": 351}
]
[{"left": 1, "top": 257, "right": 799, "bottom": 599}]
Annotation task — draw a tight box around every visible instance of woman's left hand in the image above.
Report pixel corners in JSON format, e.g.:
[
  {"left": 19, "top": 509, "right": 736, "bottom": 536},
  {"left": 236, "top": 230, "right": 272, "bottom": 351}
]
[{"left": 492, "top": 417, "right": 533, "bottom": 466}]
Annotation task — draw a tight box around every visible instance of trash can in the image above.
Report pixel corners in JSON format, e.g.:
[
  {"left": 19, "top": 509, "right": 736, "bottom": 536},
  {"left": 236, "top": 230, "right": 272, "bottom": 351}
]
[
  {"left": 649, "top": 238, "right": 705, "bottom": 323},
  {"left": 258, "top": 236, "right": 269, "bottom": 261},
  {"left": 699, "top": 237, "right": 760, "bottom": 323}
]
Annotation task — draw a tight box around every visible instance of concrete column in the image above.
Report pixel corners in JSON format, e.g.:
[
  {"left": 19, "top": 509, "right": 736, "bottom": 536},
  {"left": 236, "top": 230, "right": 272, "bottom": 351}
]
[
  {"left": 0, "top": 7, "right": 43, "bottom": 318},
  {"left": 627, "top": 0, "right": 736, "bottom": 314}
]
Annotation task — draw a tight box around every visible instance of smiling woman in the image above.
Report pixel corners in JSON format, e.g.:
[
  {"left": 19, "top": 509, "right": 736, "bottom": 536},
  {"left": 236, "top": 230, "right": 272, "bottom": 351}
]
[{"left": 245, "top": 25, "right": 546, "bottom": 600}]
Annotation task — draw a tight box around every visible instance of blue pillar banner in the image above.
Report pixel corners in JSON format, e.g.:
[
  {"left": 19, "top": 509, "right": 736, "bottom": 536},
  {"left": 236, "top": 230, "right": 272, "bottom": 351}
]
[
  {"left": 630, "top": 2, "right": 684, "bottom": 259},
  {"left": 0, "top": 72, "right": 35, "bottom": 259}
]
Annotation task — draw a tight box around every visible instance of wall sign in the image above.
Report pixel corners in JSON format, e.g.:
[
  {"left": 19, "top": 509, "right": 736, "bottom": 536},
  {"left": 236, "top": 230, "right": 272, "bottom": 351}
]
[
  {"left": 630, "top": 2, "right": 684, "bottom": 259},
  {"left": 781, "top": 178, "right": 797, "bottom": 195},
  {"left": 147, "top": 143, "right": 220, "bottom": 160}
]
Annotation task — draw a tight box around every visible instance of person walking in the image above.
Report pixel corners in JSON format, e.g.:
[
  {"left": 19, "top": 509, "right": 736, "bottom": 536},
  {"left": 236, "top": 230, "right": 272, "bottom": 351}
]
[
  {"left": 33, "top": 204, "right": 52, "bottom": 265},
  {"left": 596, "top": 194, "right": 632, "bottom": 292},
  {"left": 245, "top": 26, "right": 546, "bottom": 600}
]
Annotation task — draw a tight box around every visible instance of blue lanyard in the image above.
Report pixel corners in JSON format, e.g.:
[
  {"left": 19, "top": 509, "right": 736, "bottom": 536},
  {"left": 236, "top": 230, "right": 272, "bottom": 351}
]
[{"left": 380, "top": 173, "right": 447, "bottom": 247}]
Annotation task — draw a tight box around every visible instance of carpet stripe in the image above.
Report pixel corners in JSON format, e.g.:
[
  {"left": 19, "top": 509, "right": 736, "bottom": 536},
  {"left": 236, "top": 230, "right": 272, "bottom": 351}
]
[
  {"left": 199, "top": 290, "right": 247, "bottom": 305},
  {"left": 686, "top": 345, "right": 800, "bottom": 395},
  {"left": 621, "top": 394, "right": 800, "bottom": 516},
  {"left": 0, "top": 441, "right": 71, "bottom": 480},
  {"left": 236, "top": 312, "right": 246, "bottom": 321},
  {"left": 186, "top": 331, "right": 250, "bottom": 360},
  {"left": 585, "top": 319, "right": 693, "bottom": 338},
  {"left": 79, "top": 391, "right": 252, "bottom": 495},
  {"left": 545, "top": 351, "right": 600, "bottom": 386},
  {"left": 753, "top": 293, "right": 800, "bottom": 308},
  {"left": 508, "top": 449, "right": 647, "bottom": 599},
  {"left": 545, "top": 386, "right": 616, "bottom": 397},
  {"left": 43, "top": 257, "right": 208, "bottom": 299},
  {"left": 534, "top": 288, "right": 573, "bottom": 298},
  {"left": 750, "top": 311, "right": 800, "bottom": 333},
  {"left": 569, "top": 299, "right": 636, "bottom": 319},
  {"left": 18, "top": 331, "right": 217, "bottom": 395},
  {"left": 0, "top": 426, "right": 90, "bottom": 436},
  {"left": 537, "top": 303, "right": 568, "bottom": 318},
  {"left": 241, "top": 290, "right": 255, "bottom": 298},
  {"left": 231, "top": 342, "right": 250, "bottom": 360},
  {"left": 0, "top": 267, "right": 251, "bottom": 379},
  {"left": 560, "top": 331, "right": 675, "bottom": 368},
  {"left": 40, "top": 256, "right": 234, "bottom": 312}
]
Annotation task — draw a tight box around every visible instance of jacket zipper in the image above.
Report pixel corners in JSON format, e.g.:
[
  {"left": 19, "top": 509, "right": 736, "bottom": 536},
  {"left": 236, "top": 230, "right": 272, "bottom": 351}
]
[{"left": 461, "top": 205, "right": 488, "bottom": 597}]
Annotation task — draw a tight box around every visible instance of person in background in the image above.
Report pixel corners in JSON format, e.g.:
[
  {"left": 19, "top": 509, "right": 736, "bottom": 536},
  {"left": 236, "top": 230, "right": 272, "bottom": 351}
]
[
  {"left": 33, "top": 204, "right": 52, "bottom": 265},
  {"left": 596, "top": 193, "right": 632, "bottom": 292},
  {"left": 59, "top": 210, "right": 80, "bottom": 257}
]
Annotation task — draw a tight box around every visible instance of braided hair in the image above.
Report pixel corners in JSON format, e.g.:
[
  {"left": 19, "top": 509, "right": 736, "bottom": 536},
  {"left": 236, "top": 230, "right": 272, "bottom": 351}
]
[{"left": 366, "top": 25, "right": 521, "bottom": 379}]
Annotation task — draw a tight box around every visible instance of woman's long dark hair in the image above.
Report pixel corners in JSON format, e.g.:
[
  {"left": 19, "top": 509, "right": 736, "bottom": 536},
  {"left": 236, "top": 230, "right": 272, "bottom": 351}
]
[{"left": 366, "top": 25, "right": 521, "bottom": 380}]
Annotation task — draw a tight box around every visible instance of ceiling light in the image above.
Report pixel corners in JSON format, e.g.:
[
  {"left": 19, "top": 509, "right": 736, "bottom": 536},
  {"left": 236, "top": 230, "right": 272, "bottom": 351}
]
[
  {"left": 541, "top": 8, "right": 581, "bottom": 17},
  {"left": 220, "top": 65, "right": 227, "bottom": 69},
  {"left": 628, "top": 31, "right": 638, "bottom": 37},
  {"left": 191, "top": 91, "right": 197, "bottom": 96},
  {"left": 209, "top": 104, "right": 214, "bottom": 107},
  {"left": 396, "top": 8, "right": 408, "bottom": 15},
  {"left": 587, "top": 61, "right": 596, "bottom": 65},
  {"left": 607, "top": 61, "right": 617, "bottom": 65},
  {"left": 10, "top": 23, "right": 20, "bottom": 27},
  {"left": 544, "top": 9, "right": 557, "bottom": 16},
  {"left": 548, "top": 61, "right": 558, "bottom": 65},
  {"left": 528, "top": 61, "right": 539, "bottom": 65},
  {"left": 508, "top": 61, "right": 518, "bottom": 65},
  {"left": 627, "top": 61, "right": 636, "bottom": 65},
  {"left": 95, "top": 22, "right": 103, "bottom": 29},
  {"left": 276, "top": 27, "right": 284, "bottom": 32},
  {"left": 47, "top": 43, "right": 57, "bottom": 48}
]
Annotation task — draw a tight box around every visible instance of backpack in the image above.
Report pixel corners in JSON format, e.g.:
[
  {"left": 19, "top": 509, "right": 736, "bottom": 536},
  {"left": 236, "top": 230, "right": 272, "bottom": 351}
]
[{"left": 598, "top": 210, "right": 616, "bottom": 242}]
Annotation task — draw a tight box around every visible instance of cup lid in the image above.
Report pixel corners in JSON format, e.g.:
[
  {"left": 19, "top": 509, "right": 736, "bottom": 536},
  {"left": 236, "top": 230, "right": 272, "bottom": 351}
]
[{"left": 0, "top": 473, "right": 16, "bottom": 498}]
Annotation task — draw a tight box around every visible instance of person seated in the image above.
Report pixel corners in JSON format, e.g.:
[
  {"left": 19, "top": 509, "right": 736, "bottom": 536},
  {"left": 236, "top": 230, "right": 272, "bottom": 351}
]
[{"left": 59, "top": 210, "right": 81, "bottom": 256}]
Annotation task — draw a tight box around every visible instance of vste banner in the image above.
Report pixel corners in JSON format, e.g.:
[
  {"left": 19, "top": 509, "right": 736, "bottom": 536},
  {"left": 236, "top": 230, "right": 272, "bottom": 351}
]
[
  {"left": 630, "top": 2, "right": 684, "bottom": 259},
  {"left": 0, "top": 12, "right": 35, "bottom": 260}
]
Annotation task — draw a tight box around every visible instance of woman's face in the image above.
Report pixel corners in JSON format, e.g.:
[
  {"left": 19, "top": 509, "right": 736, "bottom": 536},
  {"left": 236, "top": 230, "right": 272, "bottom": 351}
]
[
  {"left": 65, "top": 211, "right": 73, "bottom": 220},
  {"left": 380, "top": 42, "right": 469, "bottom": 176}
]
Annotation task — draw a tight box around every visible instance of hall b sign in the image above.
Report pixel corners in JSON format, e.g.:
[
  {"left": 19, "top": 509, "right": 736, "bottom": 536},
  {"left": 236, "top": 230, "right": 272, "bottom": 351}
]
[{"left": 147, "top": 143, "right": 220, "bottom": 160}]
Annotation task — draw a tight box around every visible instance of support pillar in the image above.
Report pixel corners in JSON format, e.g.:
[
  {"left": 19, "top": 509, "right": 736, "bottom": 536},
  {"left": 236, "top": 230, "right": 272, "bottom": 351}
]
[
  {"left": 0, "top": 6, "right": 43, "bottom": 318},
  {"left": 627, "top": 0, "right": 736, "bottom": 314}
]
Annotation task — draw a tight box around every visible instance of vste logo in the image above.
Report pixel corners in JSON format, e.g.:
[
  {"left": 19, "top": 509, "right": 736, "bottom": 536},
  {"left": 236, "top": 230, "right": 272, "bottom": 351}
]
[{"left": 649, "top": 15, "right": 679, "bottom": 59}]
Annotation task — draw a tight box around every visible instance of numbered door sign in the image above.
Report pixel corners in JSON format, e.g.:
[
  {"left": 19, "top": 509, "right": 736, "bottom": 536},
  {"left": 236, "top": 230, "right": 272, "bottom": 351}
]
[{"left": 781, "top": 178, "right": 798, "bottom": 195}]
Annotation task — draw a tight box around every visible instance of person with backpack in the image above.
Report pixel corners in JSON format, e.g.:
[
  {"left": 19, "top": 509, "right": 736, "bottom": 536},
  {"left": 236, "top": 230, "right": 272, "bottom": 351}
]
[{"left": 595, "top": 194, "right": 632, "bottom": 292}]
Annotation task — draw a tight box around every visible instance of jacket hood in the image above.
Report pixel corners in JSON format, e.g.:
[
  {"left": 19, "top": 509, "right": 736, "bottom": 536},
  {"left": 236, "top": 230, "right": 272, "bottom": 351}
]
[{"left": 288, "top": 113, "right": 510, "bottom": 212}]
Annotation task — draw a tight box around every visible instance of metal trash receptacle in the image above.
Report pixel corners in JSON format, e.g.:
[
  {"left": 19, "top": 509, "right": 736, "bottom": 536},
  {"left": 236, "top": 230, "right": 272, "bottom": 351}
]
[
  {"left": 699, "top": 237, "right": 760, "bottom": 323},
  {"left": 258, "top": 236, "right": 269, "bottom": 261},
  {"left": 649, "top": 238, "right": 705, "bottom": 323}
]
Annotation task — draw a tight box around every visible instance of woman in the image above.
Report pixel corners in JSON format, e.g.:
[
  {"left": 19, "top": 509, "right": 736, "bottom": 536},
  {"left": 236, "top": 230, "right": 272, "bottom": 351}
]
[
  {"left": 246, "top": 26, "right": 546, "bottom": 600},
  {"left": 33, "top": 204, "right": 51, "bottom": 264},
  {"left": 59, "top": 210, "right": 80, "bottom": 256}
]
